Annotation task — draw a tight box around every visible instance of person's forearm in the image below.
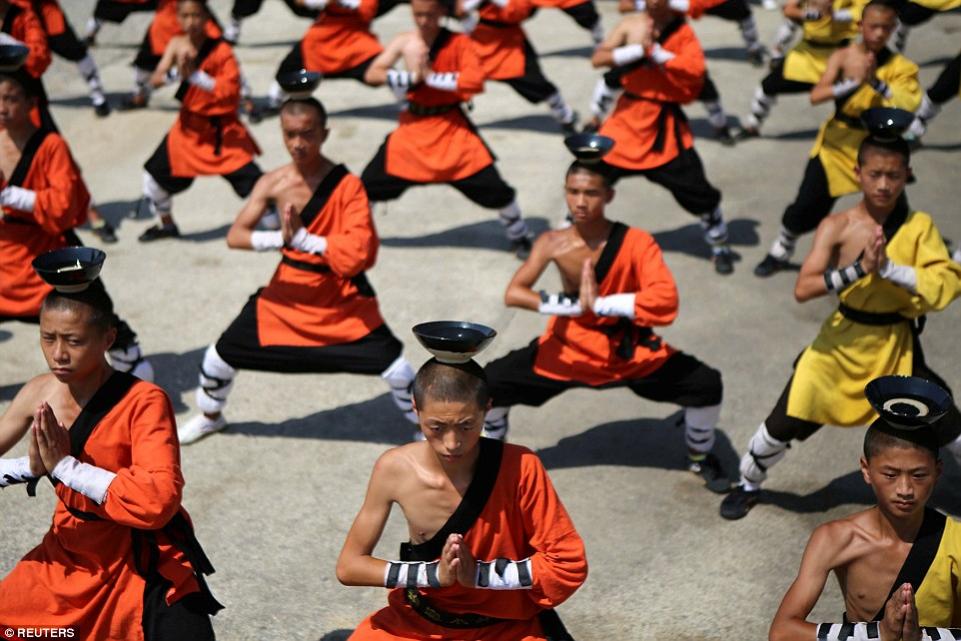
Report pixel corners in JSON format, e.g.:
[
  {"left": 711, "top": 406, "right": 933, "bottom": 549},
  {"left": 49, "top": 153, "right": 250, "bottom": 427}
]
[
  {"left": 794, "top": 273, "right": 829, "bottom": 302},
  {"left": 768, "top": 617, "right": 816, "bottom": 641},
  {"left": 505, "top": 286, "right": 543, "bottom": 311},
  {"left": 336, "top": 555, "right": 391, "bottom": 587}
]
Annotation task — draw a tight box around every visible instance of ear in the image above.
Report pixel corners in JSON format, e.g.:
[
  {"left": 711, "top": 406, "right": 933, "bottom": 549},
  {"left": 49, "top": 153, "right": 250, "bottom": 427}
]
[
  {"left": 605, "top": 188, "right": 616, "bottom": 205},
  {"left": 859, "top": 456, "right": 872, "bottom": 486},
  {"left": 103, "top": 325, "right": 118, "bottom": 353}
]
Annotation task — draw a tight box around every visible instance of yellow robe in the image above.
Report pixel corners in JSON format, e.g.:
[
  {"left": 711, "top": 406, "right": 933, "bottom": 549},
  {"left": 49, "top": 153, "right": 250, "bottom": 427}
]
[
  {"left": 811, "top": 49, "right": 921, "bottom": 197},
  {"left": 783, "top": 0, "right": 867, "bottom": 84},
  {"left": 786, "top": 210, "right": 961, "bottom": 426},
  {"left": 911, "top": 0, "right": 960, "bottom": 10},
  {"left": 916, "top": 515, "right": 961, "bottom": 628}
]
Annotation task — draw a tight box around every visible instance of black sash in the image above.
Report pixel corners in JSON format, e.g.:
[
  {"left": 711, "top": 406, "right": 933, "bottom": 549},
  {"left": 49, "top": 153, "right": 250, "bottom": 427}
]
[
  {"left": 428, "top": 28, "right": 453, "bottom": 63},
  {"left": 299, "top": 164, "right": 349, "bottom": 229},
  {"left": 52, "top": 372, "right": 224, "bottom": 615},
  {"left": 837, "top": 303, "right": 906, "bottom": 326},
  {"left": 871, "top": 507, "right": 947, "bottom": 621},
  {"left": 175, "top": 37, "right": 221, "bottom": 102},
  {"left": 7, "top": 128, "right": 50, "bottom": 188},
  {"left": 882, "top": 195, "right": 909, "bottom": 243}
]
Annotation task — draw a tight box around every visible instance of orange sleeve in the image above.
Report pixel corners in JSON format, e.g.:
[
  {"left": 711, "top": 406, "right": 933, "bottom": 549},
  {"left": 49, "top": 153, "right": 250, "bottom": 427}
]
[
  {"left": 455, "top": 37, "right": 485, "bottom": 98},
  {"left": 517, "top": 449, "right": 588, "bottom": 608},
  {"left": 631, "top": 234, "right": 679, "bottom": 327},
  {"left": 16, "top": 8, "right": 51, "bottom": 78},
  {"left": 97, "top": 387, "right": 185, "bottom": 530},
  {"left": 26, "top": 137, "right": 91, "bottom": 235},
  {"left": 484, "top": 0, "right": 534, "bottom": 23},
  {"left": 323, "top": 177, "right": 379, "bottom": 278},
  {"left": 355, "top": 0, "right": 380, "bottom": 23},
  {"left": 638, "top": 27, "right": 704, "bottom": 103},
  {"left": 203, "top": 45, "right": 242, "bottom": 107}
]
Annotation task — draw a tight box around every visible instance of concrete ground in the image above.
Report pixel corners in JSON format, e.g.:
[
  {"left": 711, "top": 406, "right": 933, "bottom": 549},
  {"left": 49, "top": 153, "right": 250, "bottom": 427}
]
[{"left": 1, "top": 1, "right": 960, "bottom": 638}]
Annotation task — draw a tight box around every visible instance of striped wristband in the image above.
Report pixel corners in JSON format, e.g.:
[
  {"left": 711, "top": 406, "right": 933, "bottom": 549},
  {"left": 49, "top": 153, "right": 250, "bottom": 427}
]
[
  {"left": 384, "top": 561, "right": 441, "bottom": 589},
  {"left": 823, "top": 259, "right": 865, "bottom": 291},
  {"left": 475, "top": 558, "right": 533, "bottom": 590}
]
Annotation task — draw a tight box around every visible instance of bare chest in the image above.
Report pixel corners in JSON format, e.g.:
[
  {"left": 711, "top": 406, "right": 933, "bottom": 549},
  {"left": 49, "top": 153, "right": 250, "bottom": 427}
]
[
  {"left": 838, "top": 546, "right": 908, "bottom": 620},
  {"left": 0, "top": 136, "right": 23, "bottom": 184},
  {"left": 400, "top": 482, "right": 468, "bottom": 546}
]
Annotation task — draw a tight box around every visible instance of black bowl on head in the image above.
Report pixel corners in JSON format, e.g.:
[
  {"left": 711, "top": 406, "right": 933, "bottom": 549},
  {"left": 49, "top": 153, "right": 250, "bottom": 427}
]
[
  {"left": 0, "top": 44, "right": 29, "bottom": 72},
  {"left": 412, "top": 321, "right": 497, "bottom": 364},
  {"left": 861, "top": 107, "right": 914, "bottom": 141},
  {"left": 563, "top": 133, "right": 615, "bottom": 164},
  {"left": 32, "top": 247, "right": 106, "bottom": 293},
  {"left": 277, "top": 70, "right": 322, "bottom": 97},
  {"left": 865, "top": 375, "right": 952, "bottom": 430}
]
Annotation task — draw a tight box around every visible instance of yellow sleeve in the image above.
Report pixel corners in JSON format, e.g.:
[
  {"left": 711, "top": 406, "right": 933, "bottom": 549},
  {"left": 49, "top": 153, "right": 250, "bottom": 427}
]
[
  {"left": 904, "top": 215, "right": 961, "bottom": 316},
  {"left": 886, "top": 57, "right": 922, "bottom": 111}
]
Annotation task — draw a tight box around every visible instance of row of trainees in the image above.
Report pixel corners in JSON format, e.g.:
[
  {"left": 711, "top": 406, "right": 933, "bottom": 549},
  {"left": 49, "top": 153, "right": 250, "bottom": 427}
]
[{"left": 0, "top": 250, "right": 960, "bottom": 640}]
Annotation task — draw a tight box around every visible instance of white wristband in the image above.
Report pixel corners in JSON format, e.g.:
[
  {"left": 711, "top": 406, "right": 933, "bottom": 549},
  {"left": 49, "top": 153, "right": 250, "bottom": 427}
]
[
  {"left": 831, "top": 77, "right": 861, "bottom": 98},
  {"left": 337, "top": 0, "right": 360, "bottom": 9},
  {"left": 188, "top": 69, "right": 216, "bottom": 92},
  {"left": 538, "top": 291, "right": 583, "bottom": 316},
  {"left": 0, "top": 185, "right": 36, "bottom": 212},
  {"left": 475, "top": 558, "right": 533, "bottom": 590},
  {"left": 592, "top": 293, "right": 636, "bottom": 318},
  {"left": 52, "top": 456, "right": 116, "bottom": 505},
  {"left": 424, "top": 72, "right": 459, "bottom": 92},
  {"left": 0, "top": 456, "right": 35, "bottom": 488},
  {"left": 303, "top": 0, "right": 328, "bottom": 7},
  {"left": 612, "top": 44, "right": 645, "bottom": 66},
  {"left": 634, "top": 0, "right": 646, "bottom": 9},
  {"left": 869, "top": 77, "right": 892, "bottom": 99},
  {"left": 384, "top": 561, "right": 441, "bottom": 588},
  {"left": 879, "top": 260, "right": 917, "bottom": 293},
  {"left": 922, "top": 627, "right": 961, "bottom": 640},
  {"left": 290, "top": 227, "right": 328, "bottom": 254},
  {"left": 490, "top": 0, "right": 509, "bottom": 7},
  {"left": 815, "top": 622, "right": 879, "bottom": 641},
  {"left": 832, "top": 8, "right": 853, "bottom": 21},
  {"left": 668, "top": 0, "right": 689, "bottom": 12},
  {"left": 387, "top": 69, "right": 416, "bottom": 91},
  {"left": 648, "top": 43, "right": 676, "bottom": 65},
  {"left": 803, "top": 8, "right": 822, "bottom": 19},
  {"left": 249, "top": 230, "right": 284, "bottom": 252},
  {"left": 462, "top": 0, "right": 483, "bottom": 12}
]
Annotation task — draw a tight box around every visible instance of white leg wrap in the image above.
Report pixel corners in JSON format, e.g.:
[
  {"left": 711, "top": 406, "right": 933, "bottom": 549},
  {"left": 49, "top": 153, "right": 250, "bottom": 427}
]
[
  {"left": 702, "top": 100, "right": 727, "bottom": 129},
  {"left": 700, "top": 207, "right": 728, "bottom": 245},
  {"left": 772, "top": 20, "right": 798, "bottom": 51},
  {"left": 240, "top": 72, "right": 253, "bottom": 101},
  {"left": 769, "top": 226, "right": 798, "bottom": 261},
  {"left": 895, "top": 22, "right": 909, "bottom": 52},
  {"left": 498, "top": 201, "right": 530, "bottom": 241},
  {"left": 109, "top": 344, "right": 154, "bottom": 382},
  {"left": 483, "top": 407, "right": 510, "bottom": 441},
  {"left": 738, "top": 16, "right": 760, "bottom": 49},
  {"left": 134, "top": 67, "right": 153, "bottom": 96},
  {"left": 143, "top": 171, "right": 172, "bottom": 217},
  {"left": 739, "top": 422, "right": 789, "bottom": 486},
  {"left": 546, "top": 92, "right": 575, "bottom": 125},
  {"left": 84, "top": 17, "right": 102, "bottom": 40},
  {"left": 952, "top": 246, "right": 961, "bottom": 265},
  {"left": 267, "top": 80, "right": 285, "bottom": 109},
  {"left": 196, "top": 345, "right": 237, "bottom": 414},
  {"left": 749, "top": 86, "right": 775, "bottom": 123},
  {"left": 916, "top": 92, "right": 939, "bottom": 122},
  {"left": 591, "top": 77, "right": 620, "bottom": 118},
  {"left": 684, "top": 404, "right": 720, "bottom": 454},
  {"left": 77, "top": 55, "right": 106, "bottom": 104},
  {"left": 590, "top": 20, "right": 604, "bottom": 45},
  {"left": 381, "top": 355, "right": 417, "bottom": 423}
]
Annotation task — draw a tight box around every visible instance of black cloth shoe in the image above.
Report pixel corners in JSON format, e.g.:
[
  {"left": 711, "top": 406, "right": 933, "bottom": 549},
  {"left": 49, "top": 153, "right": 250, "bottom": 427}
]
[
  {"left": 94, "top": 100, "right": 111, "bottom": 118},
  {"left": 560, "top": 111, "right": 579, "bottom": 136},
  {"left": 119, "top": 93, "right": 149, "bottom": 111},
  {"left": 754, "top": 253, "right": 789, "bottom": 277},
  {"left": 713, "top": 125, "right": 736, "bottom": 147},
  {"left": 511, "top": 236, "right": 533, "bottom": 260},
  {"left": 712, "top": 246, "right": 734, "bottom": 275},
  {"left": 720, "top": 485, "right": 761, "bottom": 520},
  {"left": 747, "top": 46, "right": 766, "bottom": 67},
  {"left": 91, "top": 221, "right": 118, "bottom": 244},
  {"left": 688, "top": 453, "right": 732, "bottom": 494},
  {"left": 138, "top": 223, "right": 180, "bottom": 242}
]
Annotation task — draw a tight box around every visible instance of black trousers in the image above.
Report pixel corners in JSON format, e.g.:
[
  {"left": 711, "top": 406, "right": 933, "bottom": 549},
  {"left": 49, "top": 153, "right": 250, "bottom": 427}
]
[
  {"left": 44, "top": 11, "right": 88, "bottom": 62},
  {"left": 765, "top": 343, "right": 961, "bottom": 447},
  {"left": 361, "top": 139, "right": 516, "bottom": 208},
  {"left": 501, "top": 38, "right": 559, "bottom": 104},
  {"left": 761, "top": 58, "right": 815, "bottom": 96},
  {"left": 142, "top": 579, "right": 215, "bottom": 641},
  {"left": 705, "top": 0, "right": 751, "bottom": 21},
  {"left": 897, "top": 0, "right": 937, "bottom": 26},
  {"left": 486, "top": 341, "right": 722, "bottom": 408},
  {"left": 275, "top": 43, "right": 377, "bottom": 84},
  {"left": 561, "top": 1, "right": 599, "bottom": 29},
  {"left": 215, "top": 292, "right": 402, "bottom": 374},
  {"left": 144, "top": 137, "right": 263, "bottom": 197},
  {"left": 133, "top": 28, "right": 162, "bottom": 72},
  {"left": 94, "top": 0, "right": 158, "bottom": 23},
  {"left": 231, "top": 0, "right": 320, "bottom": 19},
  {"left": 600, "top": 147, "right": 722, "bottom": 215},
  {"left": 929, "top": 50, "right": 961, "bottom": 104},
  {"left": 781, "top": 156, "right": 836, "bottom": 236}
]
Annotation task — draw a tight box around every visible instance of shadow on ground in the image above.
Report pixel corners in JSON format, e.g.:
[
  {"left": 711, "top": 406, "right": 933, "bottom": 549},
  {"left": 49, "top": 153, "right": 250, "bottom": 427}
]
[
  {"left": 93, "top": 199, "right": 143, "bottom": 228},
  {"left": 650, "top": 217, "right": 760, "bottom": 261},
  {"left": 380, "top": 217, "right": 551, "bottom": 252},
  {"left": 542, "top": 45, "right": 594, "bottom": 58},
  {"left": 478, "top": 113, "right": 567, "bottom": 135},
  {"left": 328, "top": 102, "right": 401, "bottom": 123},
  {"left": 148, "top": 346, "right": 207, "bottom": 413},
  {"left": 703, "top": 45, "right": 755, "bottom": 64},
  {"left": 316, "top": 629, "right": 353, "bottom": 641}
]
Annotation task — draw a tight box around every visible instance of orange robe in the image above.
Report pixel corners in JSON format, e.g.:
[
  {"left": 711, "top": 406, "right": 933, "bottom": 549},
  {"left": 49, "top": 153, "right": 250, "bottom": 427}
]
[
  {"left": 23, "top": 0, "right": 68, "bottom": 38},
  {"left": 256, "top": 166, "right": 387, "bottom": 347},
  {"left": 534, "top": 223, "right": 677, "bottom": 386},
  {"left": 470, "top": 0, "right": 535, "bottom": 81},
  {"left": 0, "top": 374, "right": 219, "bottom": 640},
  {"left": 687, "top": 0, "right": 730, "bottom": 18},
  {"left": 146, "top": 0, "right": 220, "bottom": 57},
  {"left": 598, "top": 17, "right": 704, "bottom": 171},
  {"left": 385, "top": 29, "right": 492, "bottom": 183},
  {"left": 351, "top": 440, "right": 587, "bottom": 640},
  {"left": 164, "top": 38, "right": 260, "bottom": 178},
  {"left": 298, "top": 0, "right": 383, "bottom": 74},
  {"left": 4, "top": 1, "right": 50, "bottom": 78},
  {"left": 531, "top": 0, "right": 591, "bottom": 9},
  {"left": 0, "top": 129, "right": 89, "bottom": 318}
]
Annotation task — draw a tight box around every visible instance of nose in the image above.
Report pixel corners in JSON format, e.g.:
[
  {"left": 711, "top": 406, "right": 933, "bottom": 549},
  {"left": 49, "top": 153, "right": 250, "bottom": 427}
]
[
  {"left": 442, "top": 430, "right": 461, "bottom": 453},
  {"left": 52, "top": 340, "right": 70, "bottom": 363},
  {"left": 895, "top": 476, "right": 913, "bottom": 497}
]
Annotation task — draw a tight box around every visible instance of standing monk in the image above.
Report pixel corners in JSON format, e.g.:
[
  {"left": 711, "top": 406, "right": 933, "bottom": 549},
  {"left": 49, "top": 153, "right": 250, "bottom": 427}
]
[
  {"left": 361, "top": 0, "right": 535, "bottom": 259},
  {"left": 179, "top": 92, "right": 418, "bottom": 444},
  {"left": 337, "top": 325, "right": 588, "bottom": 640},
  {"left": 0, "top": 251, "right": 221, "bottom": 641},
  {"left": 139, "top": 0, "right": 262, "bottom": 242}
]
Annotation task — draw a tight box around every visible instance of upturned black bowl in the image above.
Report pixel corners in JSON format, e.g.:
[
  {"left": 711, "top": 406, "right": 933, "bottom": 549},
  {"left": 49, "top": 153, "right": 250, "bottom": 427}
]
[
  {"left": 861, "top": 107, "right": 914, "bottom": 139},
  {"left": 412, "top": 321, "right": 497, "bottom": 364},
  {"left": 32, "top": 247, "right": 106, "bottom": 293},
  {"left": 865, "top": 375, "right": 952, "bottom": 429},
  {"left": 564, "top": 133, "right": 615, "bottom": 163},
  {"left": 277, "top": 69, "right": 322, "bottom": 96},
  {"left": 0, "top": 44, "right": 29, "bottom": 72}
]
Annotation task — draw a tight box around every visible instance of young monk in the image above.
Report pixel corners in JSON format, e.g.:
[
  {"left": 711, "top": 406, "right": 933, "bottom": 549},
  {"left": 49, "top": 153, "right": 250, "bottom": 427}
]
[
  {"left": 337, "top": 340, "right": 588, "bottom": 640},
  {"left": 0, "top": 0, "right": 54, "bottom": 130},
  {"left": 360, "top": 0, "right": 535, "bottom": 259},
  {"left": 179, "top": 95, "right": 417, "bottom": 444},
  {"left": 458, "top": 0, "right": 579, "bottom": 132},
  {"left": 482, "top": 142, "right": 729, "bottom": 490},
  {"left": 222, "top": 0, "right": 321, "bottom": 44},
  {"left": 768, "top": 383, "right": 961, "bottom": 640},
  {"left": 138, "top": 0, "right": 262, "bottom": 242},
  {"left": 721, "top": 133, "right": 961, "bottom": 520},
  {"left": 741, "top": 0, "right": 869, "bottom": 137},
  {"left": 0, "top": 71, "right": 152, "bottom": 379},
  {"left": 591, "top": 0, "right": 735, "bottom": 274},
  {"left": 755, "top": 0, "right": 919, "bottom": 276},
  {"left": 0, "top": 253, "right": 221, "bottom": 640}
]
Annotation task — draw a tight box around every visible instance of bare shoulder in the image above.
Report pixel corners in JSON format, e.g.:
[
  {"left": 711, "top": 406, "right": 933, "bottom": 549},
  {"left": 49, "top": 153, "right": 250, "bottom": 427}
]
[
  {"left": 809, "top": 508, "right": 877, "bottom": 564},
  {"left": 260, "top": 164, "right": 298, "bottom": 196},
  {"left": 372, "top": 442, "right": 422, "bottom": 480},
  {"left": 11, "top": 373, "right": 58, "bottom": 408}
]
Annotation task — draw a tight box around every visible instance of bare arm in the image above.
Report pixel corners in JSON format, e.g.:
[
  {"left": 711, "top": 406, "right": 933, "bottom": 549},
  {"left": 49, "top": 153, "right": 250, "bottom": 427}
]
[
  {"left": 364, "top": 34, "right": 410, "bottom": 86},
  {"left": 504, "top": 234, "right": 560, "bottom": 310},
  {"left": 335, "top": 452, "right": 398, "bottom": 586},
  {"left": 810, "top": 49, "right": 848, "bottom": 104},
  {"left": 782, "top": 0, "right": 806, "bottom": 21},
  {"left": 769, "top": 525, "right": 839, "bottom": 641},
  {"left": 150, "top": 39, "right": 182, "bottom": 88},
  {"left": 794, "top": 215, "right": 844, "bottom": 302},
  {"left": 591, "top": 20, "right": 629, "bottom": 68},
  {"left": 226, "top": 173, "right": 276, "bottom": 250}
]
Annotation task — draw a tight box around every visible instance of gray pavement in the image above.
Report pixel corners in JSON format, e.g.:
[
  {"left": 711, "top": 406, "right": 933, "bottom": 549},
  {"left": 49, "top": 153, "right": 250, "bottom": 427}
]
[{"left": 1, "top": 1, "right": 960, "bottom": 639}]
